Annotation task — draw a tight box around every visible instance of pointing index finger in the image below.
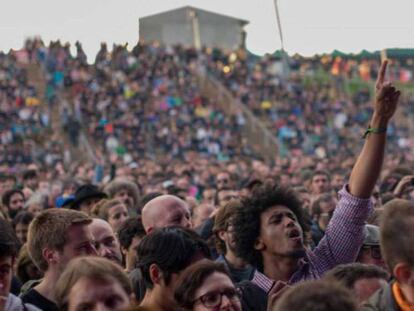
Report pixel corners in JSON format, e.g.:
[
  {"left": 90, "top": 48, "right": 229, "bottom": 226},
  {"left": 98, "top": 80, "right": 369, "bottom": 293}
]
[{"left": 377, "top": 60, "right": 388, "bottom": 87}]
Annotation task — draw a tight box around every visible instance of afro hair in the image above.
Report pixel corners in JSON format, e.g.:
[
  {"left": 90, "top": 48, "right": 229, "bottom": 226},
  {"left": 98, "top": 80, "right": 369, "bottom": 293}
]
[{"left": 232, "top": 184, "right": 308, "bottom": 270}]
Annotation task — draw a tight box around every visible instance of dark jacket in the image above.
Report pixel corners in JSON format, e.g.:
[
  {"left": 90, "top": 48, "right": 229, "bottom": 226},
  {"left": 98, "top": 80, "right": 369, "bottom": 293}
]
[
  {"left": 359, "top": 283, "right": 401, "bottom": 311},
  {"left": 237, "top": 281, "right": 268, "bottom": 311}
]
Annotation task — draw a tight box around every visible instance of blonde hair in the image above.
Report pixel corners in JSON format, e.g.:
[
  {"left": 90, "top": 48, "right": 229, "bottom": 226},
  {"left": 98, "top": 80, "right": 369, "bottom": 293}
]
[
  {"left": 91, "top": 198, "right": 124, "bottom": 220},
  {"left": 27, "top": 208, "right": 92, "bottom": 272},
  {"left": 55, "top": 256, "right": 132, "bottom": 311}
]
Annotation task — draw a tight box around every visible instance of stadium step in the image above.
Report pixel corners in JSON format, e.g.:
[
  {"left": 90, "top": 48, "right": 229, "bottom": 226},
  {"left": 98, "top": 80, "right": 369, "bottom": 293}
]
[{"left": 194, "top": 72, "right": 279, "bottom": 162}]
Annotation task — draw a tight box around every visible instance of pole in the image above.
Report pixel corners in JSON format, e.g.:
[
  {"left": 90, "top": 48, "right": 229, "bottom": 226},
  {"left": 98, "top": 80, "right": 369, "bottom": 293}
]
[
  {"left": 273, "top": 0, "right": 285, "bottom": 51},
  {"left": 273, "top": 0, "right": 289, "bottom": 77},
  {"left": 189, "top": 9, "right": 201, "bottom": 50}
]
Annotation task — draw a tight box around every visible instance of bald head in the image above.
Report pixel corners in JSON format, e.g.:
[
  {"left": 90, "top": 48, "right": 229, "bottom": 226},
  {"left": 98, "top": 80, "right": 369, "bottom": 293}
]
[{"left": 141, "top": 195, "right": 192, "bottom": 233}]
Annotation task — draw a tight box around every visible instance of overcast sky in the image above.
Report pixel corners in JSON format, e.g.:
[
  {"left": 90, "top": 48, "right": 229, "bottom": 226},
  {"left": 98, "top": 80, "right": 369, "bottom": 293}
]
[{"left": 1, "top": 0, "right": 414, "bottom": 59}]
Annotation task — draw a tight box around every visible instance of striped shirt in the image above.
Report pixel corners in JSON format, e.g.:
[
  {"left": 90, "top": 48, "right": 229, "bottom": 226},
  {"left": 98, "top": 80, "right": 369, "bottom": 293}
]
[{"left": 252, "top": 186, "right": 373, "bottom": 294}]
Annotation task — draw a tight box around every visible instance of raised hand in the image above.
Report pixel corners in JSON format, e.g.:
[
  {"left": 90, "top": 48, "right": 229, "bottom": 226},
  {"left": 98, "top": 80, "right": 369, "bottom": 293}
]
[
  {"left": 349, "top": 60, "right": 403, "bottom": 198},
  {"left": 374, "top": 60, "right": 401, "bottom": 122},
  {"left": 393, "top": 175, "right": 414, "bottom": 197}
]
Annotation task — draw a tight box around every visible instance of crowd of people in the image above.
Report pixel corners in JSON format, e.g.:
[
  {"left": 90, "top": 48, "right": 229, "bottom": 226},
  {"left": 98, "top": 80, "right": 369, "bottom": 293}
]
[
  {"left": 0, "top": 48, "right": 53, "bottom": 169},
  {"left": 0, "top": 37, "right": 413, "bottom": 311},
  {"left": 204, "top": 48, "right": 414, "bottom": 159}
]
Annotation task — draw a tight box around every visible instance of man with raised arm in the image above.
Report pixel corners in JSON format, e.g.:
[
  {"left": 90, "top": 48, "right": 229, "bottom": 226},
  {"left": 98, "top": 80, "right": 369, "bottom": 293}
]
[{"left": 232, "top": 61, "right": 401, "bottom": 311}]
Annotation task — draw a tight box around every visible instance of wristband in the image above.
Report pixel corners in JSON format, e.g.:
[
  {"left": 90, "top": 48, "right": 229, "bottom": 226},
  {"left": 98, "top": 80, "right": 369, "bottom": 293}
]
[{"left": 362, "top": 127, "right": 387, "bottom": 139}]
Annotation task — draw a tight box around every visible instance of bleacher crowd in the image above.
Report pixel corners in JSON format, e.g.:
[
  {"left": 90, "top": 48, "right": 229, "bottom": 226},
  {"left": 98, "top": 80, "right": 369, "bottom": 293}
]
[{"left": 0, "top": 38, "right": 413, "bottom": 311}]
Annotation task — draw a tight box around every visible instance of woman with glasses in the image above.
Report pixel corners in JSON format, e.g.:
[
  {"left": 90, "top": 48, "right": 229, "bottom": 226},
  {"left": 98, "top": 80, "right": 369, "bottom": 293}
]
[{"left": 175, "top": 260, "right": 242, "bottom": 311}]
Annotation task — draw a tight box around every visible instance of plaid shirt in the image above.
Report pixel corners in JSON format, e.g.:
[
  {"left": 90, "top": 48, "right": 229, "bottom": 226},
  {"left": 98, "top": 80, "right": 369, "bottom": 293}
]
[{"left": 252, "top": 186, "right": 373, "bottom": 294}]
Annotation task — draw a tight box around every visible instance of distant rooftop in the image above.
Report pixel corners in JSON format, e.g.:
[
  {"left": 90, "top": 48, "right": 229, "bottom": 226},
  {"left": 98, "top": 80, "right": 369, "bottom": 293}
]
[{"left": 139, "top": 6, "right": 249, "bottom": 26}]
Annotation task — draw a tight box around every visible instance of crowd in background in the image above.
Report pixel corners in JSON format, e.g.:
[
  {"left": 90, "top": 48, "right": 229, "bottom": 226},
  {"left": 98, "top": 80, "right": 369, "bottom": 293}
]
[
  {"left": 0, "top": 38, "right": 413, "bottom": 311},
  {"left": 205, "top": 48, "right": 414, "bottom": 158}
]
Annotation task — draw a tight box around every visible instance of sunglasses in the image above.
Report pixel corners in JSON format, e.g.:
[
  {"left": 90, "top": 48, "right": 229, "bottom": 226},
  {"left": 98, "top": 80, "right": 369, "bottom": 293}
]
[
  {"left": 193, "top": 288, "right": 241, "bottom": 308},
  {"left": 362, "top": 245, "right": 382, "bottom": 260}
]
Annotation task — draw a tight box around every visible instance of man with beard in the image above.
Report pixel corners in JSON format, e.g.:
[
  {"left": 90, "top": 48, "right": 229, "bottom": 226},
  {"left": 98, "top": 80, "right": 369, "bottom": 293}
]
[
  {"left": 104, "top": 179, "right": 141, "bottom": 216},
  {"left": 310, "top": 193, "right": 337, "bottom": 246},
  {"left": 308, "top": 170, "right": 331, "bottom": 199},
  {"left": 213, "top": 201, "right": 254, "bottom": 283},
  {"left": 89, "top": 218, "right": 123, "bottom": 265},
  {"left": 2, "top": 189, "right": 25, "bottom": 219},
  {"left": 231, "top": 60, "right": 401, "bottom": 311}
]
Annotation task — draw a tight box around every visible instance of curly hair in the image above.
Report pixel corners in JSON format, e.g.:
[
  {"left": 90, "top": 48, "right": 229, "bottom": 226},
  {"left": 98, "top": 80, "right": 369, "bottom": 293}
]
[{"left": 232, "top": 184, "right": 308, "bottom": 270}]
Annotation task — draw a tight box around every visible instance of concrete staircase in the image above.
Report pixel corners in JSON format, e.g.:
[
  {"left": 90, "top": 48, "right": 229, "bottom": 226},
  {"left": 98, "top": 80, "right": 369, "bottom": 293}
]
[
  {"left": 23, "top": 62, "right": 57, "bottom": 147},
  {"left": 59, "top": 89, "right": 96, "bottom": 165},
  {"left": 195, "top": 70, "right": 279, "bottom": 162},
  {"left": 25, "top": 62, "right": 95, "bottom": 167}
]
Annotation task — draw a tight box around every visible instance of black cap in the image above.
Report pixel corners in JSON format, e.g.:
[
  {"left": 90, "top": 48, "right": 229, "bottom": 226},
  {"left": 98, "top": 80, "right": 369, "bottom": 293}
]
[{"left": 64, "top": 184, "right": 107, "bottom": 210}]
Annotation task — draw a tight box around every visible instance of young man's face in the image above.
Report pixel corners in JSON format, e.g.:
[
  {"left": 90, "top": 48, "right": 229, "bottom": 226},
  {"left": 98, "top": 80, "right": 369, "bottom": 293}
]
[
  {"left": 57, "top": 224, "right": 97, "bottom": 271},
  {"left": 114, "top": 189, "right": 134, "bottom": 210},
  {"left": 217, "top": 190, "right": 238, "bottom": 208},
  {"left": 90, "top": 220, "right": 122, "bottom": 265},
  {"left": 220, "top": 223, "right": 238, "bottom": 255},
  {"left": 216, "top": 173, "right": 231, "bottom": 190},
  {"left": 256, "top": 205, "right": 305, "bottom": 258},
  {"left": 331, "top": 174, "right": 344, "bottom": 192},
  {"left": 0, "top": 256, "right": 13, "bottom": 300},
  {"left": 15, "top": 222, "right": 30, "bottom": 244},
  {"left": 311, "top": 174, "right": 330, "bottom": 195},
  {"left": 67, "top": 277, "right": 130, "bottom": 311},
  {"left": 107, "top": 204, "right": 128, "bottom": 233},
  {"left": 25, "top": 177, "right": 39, "bottom": 191}
]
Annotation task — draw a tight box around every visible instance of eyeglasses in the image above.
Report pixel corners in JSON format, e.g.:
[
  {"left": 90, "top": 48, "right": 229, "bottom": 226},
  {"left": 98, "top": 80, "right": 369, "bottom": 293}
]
[
  {"left": 363, "top": 245, "right": 382, "bottom": 260},
  {"left": 217, "top": 179, "right": 229, "bottom": 184},
  {"left": 193, "top": 288, "right": 241, "bottom": 308}
]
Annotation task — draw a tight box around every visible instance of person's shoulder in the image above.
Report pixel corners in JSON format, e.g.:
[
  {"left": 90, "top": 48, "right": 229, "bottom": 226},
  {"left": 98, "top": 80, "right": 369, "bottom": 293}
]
[
  {"left": 6, "top": 293, "right": 42, "bottom": 311},
  {"left": 359, "top": 283, "right": 398, "bottom": 311},
  {"left": 20, "top": 279, "right": 42, "bottom": 297},
  {"left": 237, "top": 280, "right": 268, "bottom": 311},
  {"left": 20, "top": 288, "right": 37, "bottom": 300},
  {"left": 21, "top": 289, "right": 58, "bottom": 311}
]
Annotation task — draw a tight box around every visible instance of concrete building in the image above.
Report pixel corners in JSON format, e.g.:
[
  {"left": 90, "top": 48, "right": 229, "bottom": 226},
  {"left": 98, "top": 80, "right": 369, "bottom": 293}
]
[{"left": 139, "top": 6, "right": 249, "bottom": 50}]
